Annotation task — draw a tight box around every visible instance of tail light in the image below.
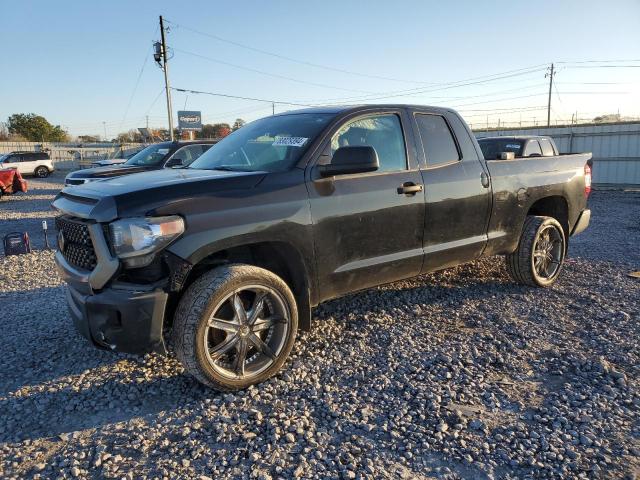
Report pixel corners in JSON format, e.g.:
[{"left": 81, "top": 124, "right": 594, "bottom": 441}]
[{"left": 584, "top": 164, "right": 592, "bottom": 197}]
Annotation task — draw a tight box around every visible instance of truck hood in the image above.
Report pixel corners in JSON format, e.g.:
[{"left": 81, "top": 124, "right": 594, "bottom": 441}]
[
  {"left": 66, "top": 164, "right": 153, "bottom": 179},
  {"left": 91, "top": 159, "right": 128, "bottom": 167},
  {"left": 52, "top": 168, "right": 267, "bottom": 222}
]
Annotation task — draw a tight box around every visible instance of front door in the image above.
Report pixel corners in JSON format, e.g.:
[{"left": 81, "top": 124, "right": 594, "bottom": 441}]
[{"left": 308, "top": 111, "right": 426, "bottom": 302}]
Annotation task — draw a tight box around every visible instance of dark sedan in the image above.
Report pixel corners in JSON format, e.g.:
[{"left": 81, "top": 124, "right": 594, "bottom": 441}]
[{"left": 65, "top": 140, "right": 217, "bottom": 186}]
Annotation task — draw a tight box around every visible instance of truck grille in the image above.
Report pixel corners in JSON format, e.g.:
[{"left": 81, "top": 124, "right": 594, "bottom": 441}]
[{"left": 55, "top": 216, "right": 97, "bottom": 270}]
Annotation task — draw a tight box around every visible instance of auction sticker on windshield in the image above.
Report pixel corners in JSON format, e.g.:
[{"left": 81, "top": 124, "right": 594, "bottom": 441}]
[
  {"left": 158, "top": 148, "right": 170, "bottom": 154},
  {"left": 272, "top": 136, "right": 308, "bottom": 147}
]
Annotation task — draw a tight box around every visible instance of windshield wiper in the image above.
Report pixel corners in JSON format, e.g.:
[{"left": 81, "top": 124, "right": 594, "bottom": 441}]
[{"left": 209, "top": 165, "right": 251, "bottom": 172}]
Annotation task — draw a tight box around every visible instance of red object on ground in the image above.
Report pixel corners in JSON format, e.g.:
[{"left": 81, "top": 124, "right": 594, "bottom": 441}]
[
  {"left": 584, "top": 164, "right": 592, "bottom": 197},
  {"left": 0, "top": 168, "right": 28, "bottom": 195}
]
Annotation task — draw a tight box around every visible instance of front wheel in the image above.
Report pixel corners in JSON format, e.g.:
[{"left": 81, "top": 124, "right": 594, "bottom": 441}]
[
  {"left": 172, "top": 264, "right": 298, "bottom": 390},
  {"left": 505, "top": 216, "right": 566, "bottom": 287},
  {"left": 35, "top": 166, "right": 50, "bottom": 178}
]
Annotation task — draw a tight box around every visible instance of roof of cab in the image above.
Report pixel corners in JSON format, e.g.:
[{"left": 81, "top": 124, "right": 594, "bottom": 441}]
[
  {"left": 274, "top": 104, "right": 456, "bottom": 116},
  {"left": 478, "top": 135, "right": 553, "bottom": 141}
]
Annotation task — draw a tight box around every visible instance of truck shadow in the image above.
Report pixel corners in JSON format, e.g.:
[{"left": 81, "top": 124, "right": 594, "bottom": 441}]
[
  {"left": 0, "top": 264, "right": 524, "bottom": 444},
  {"left": 4, "top": 259, "right": 609, "bottom": 445}
]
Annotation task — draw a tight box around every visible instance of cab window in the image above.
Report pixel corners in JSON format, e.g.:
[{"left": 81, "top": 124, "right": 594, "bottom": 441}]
[
  {"left": 523, "top": 140, "right": 543, "bottom": 157},
  {"left": 539, "top": 138, "right": 555, "bottom": 156},
  {"left": 167, "top": 144, "right": 211, "bottom": 167},
  {"left": 331, "top": 114, "right": 407, "bottom": 172},
  {"left": 415, "top": 114, "right": 460, "bottom": 167}
]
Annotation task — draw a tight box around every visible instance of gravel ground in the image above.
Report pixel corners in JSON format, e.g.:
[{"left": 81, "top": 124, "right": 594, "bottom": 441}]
[
  {"left": 0, "top": 172, "right": 64, "bottom": 251},
  {"left": 0, "top": 178, "right": 638, "bottom": 479}
]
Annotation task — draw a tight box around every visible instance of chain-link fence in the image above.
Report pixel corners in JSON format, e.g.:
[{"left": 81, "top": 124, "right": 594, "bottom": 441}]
[{"left": 0, "top": 142, "right": 145, "bottom": 170}]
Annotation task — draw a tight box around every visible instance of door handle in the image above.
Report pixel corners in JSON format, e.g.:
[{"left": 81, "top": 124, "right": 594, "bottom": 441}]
[
  {"left": 481, "top": 172, "right": 490, "bottom": 188},
  {"left": 397, "top": 182, "right": 424, "bottom": 195}
]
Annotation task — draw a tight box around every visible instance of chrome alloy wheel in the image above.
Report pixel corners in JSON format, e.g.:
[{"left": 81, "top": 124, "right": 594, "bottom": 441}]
[
  {"left": 202, "top": 285, "right": 290, "bottom": 381},
  {"left": 532, "top": 224, "right": 564, "bottom": 280}
]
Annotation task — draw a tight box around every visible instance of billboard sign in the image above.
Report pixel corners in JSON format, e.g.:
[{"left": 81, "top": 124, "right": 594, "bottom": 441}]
[{"left": 177, "top": 111, "right": 203, "bottom": 131}]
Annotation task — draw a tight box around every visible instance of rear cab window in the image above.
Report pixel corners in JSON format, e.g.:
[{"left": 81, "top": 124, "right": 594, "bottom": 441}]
[
  {"left": 523, "top": 140, "right": 543, "bottom": 157},
  {"left": 539, "top": 138, "right": 555, "bottom": 156},
  {"left": 447, "top": 113, "right": 479, "bottom": 160},
  {"left": 414, "top": 114, "right": 460, "bottom": 167},
  {"left": 477, "top": 139, "right": 524, "bottom": 160}
]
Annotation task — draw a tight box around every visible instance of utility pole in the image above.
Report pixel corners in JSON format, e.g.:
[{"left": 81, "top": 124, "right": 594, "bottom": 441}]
[
  {"left": 103, "top": 121, "right": 107, "bottom": 142},
  {"left": 146, "top": 115, "right": 149, "bottom": 129},
  {"left": 158, "top": 16, "right": 174, "bottom": 141},
  {"left": 272, "top": 102, "right": 275, "bottom": 115},
  {"left": 546, "top": 63, "right": 555, "bottom": 127}
]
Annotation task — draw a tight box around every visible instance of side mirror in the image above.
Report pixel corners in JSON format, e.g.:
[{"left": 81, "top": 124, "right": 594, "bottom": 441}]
[{"left": 318, "top": 146, "right": 379, "bottom": 177}]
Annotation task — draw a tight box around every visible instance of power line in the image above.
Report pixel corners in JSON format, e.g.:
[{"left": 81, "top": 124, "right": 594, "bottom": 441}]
[
  {"left": 293, "top": 65, "right": 549, "bottom": 105},
  {"left": 556, "top": 59, "right": 640, "bottom": 64},
  {"left": 173, "top": 47, "right": 373, "bottom": 94},
  {"left": 171, "top": 87, "right": 316, "bottom": 107},
  {"left": 563, "top": 65, "right": 640, "bottom": 69},
  {"left": 145, "top": 87, "right": 167, "bottom": 115},
  {"left": 117, "top": 44, "right": 152, "bottom": 134},
  {"left": 459, "top": 105, "right": 547, "bottom": 113},
  {"left": 316, "top": 67, "right": 549, "bottom": 105},
  {"left": 164, "top": 18, "right": 439, "bottom": 85},
  {"left": 461, "top": 107, "right": 548, "bottom": 119}
]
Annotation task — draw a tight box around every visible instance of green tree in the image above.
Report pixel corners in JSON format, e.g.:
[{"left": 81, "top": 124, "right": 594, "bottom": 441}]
[
  {"left": 0, "top": 122, "right": 8, "bottom": 141},
  {"left": 232, "top": 118, "right": 246, "bottom": 131},
  {"left": 7, "top": 113, "right": 69, "bottom": 142}
]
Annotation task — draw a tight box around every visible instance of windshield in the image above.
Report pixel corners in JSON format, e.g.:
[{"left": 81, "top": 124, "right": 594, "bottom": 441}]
[
  {"left": 0, "top": 154, "right": 7, "bottom": 162},
  {"left": 125, "top": 143, "right": 172, "bottom": 166},
  {"left": 189, "top": 113, "right": 334, "bottom": 172},
  {"left": 478, "top": 138, "right": 524, "bottom": 160}
]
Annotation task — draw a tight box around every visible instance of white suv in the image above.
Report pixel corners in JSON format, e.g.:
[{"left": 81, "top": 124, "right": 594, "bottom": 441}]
[{"left": 0, "top": 151, "right": 54, "bottom": 178}]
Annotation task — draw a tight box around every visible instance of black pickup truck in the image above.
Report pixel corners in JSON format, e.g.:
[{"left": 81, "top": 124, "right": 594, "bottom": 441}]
[{"left": 52, "top": 105, "right": 592, "bottom": 390}]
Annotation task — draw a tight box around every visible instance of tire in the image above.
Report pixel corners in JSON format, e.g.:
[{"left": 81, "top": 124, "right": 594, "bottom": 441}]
[
  {"left": 172, "top": 264, "right": 298, "bottom": 390},
  {"left": 35, "top": 166, "right": 49, "bottom": 178},
  {"left": 505, "top": 216, "right": 566, "bottom": 287}
]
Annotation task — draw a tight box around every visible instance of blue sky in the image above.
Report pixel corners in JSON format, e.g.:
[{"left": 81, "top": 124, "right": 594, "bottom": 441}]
[{"left": 2, "top": 0, "right": 639, "bottom": 138}]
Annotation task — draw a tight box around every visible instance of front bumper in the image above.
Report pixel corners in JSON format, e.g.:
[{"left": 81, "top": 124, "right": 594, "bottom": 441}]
[
  {"left": 55, "top": 250, "right": 168, "bottom": 355},
  {"left": 66, "top": 282, "right": 168, "bottom": 355},
  {"left": 571, "top": 209, "right": 591, "bottom": 236}
]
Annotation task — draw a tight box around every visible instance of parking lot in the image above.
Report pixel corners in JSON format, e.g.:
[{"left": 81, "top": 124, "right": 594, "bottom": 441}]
[{"left": 0, "top": 175, "right": 638, "bottom": 479}]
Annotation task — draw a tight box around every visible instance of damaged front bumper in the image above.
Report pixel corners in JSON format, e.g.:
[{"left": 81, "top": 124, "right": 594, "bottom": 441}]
[{"left": 56, "top": 250, "right": 169, "bottom": 355}]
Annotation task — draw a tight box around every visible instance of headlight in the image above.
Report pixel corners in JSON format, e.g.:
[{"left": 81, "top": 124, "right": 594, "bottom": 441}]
[{"left": 109, "top": 215, "right": 184, "bottom": 267}]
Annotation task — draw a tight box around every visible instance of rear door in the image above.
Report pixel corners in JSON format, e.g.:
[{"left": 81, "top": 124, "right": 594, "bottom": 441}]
[
  {"left": 307, "top": 109, "right": 426, "bottom": 302},
  {"left": 20, "top": 153, "right": 38, "bottom": 174},
  {"left": 411, "top": 110, "right": 491, "bottom": 272}
]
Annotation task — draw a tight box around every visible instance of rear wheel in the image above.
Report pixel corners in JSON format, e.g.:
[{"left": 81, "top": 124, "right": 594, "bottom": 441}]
[
  {"left": 35, "top": 166, "right": 49, "bottom": 178},
  {"left": 172, "top": 264, "right": 298, "bottom": 390},
  {"left": 505, "top": 216, "right": 566, "bottom": 287}
]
